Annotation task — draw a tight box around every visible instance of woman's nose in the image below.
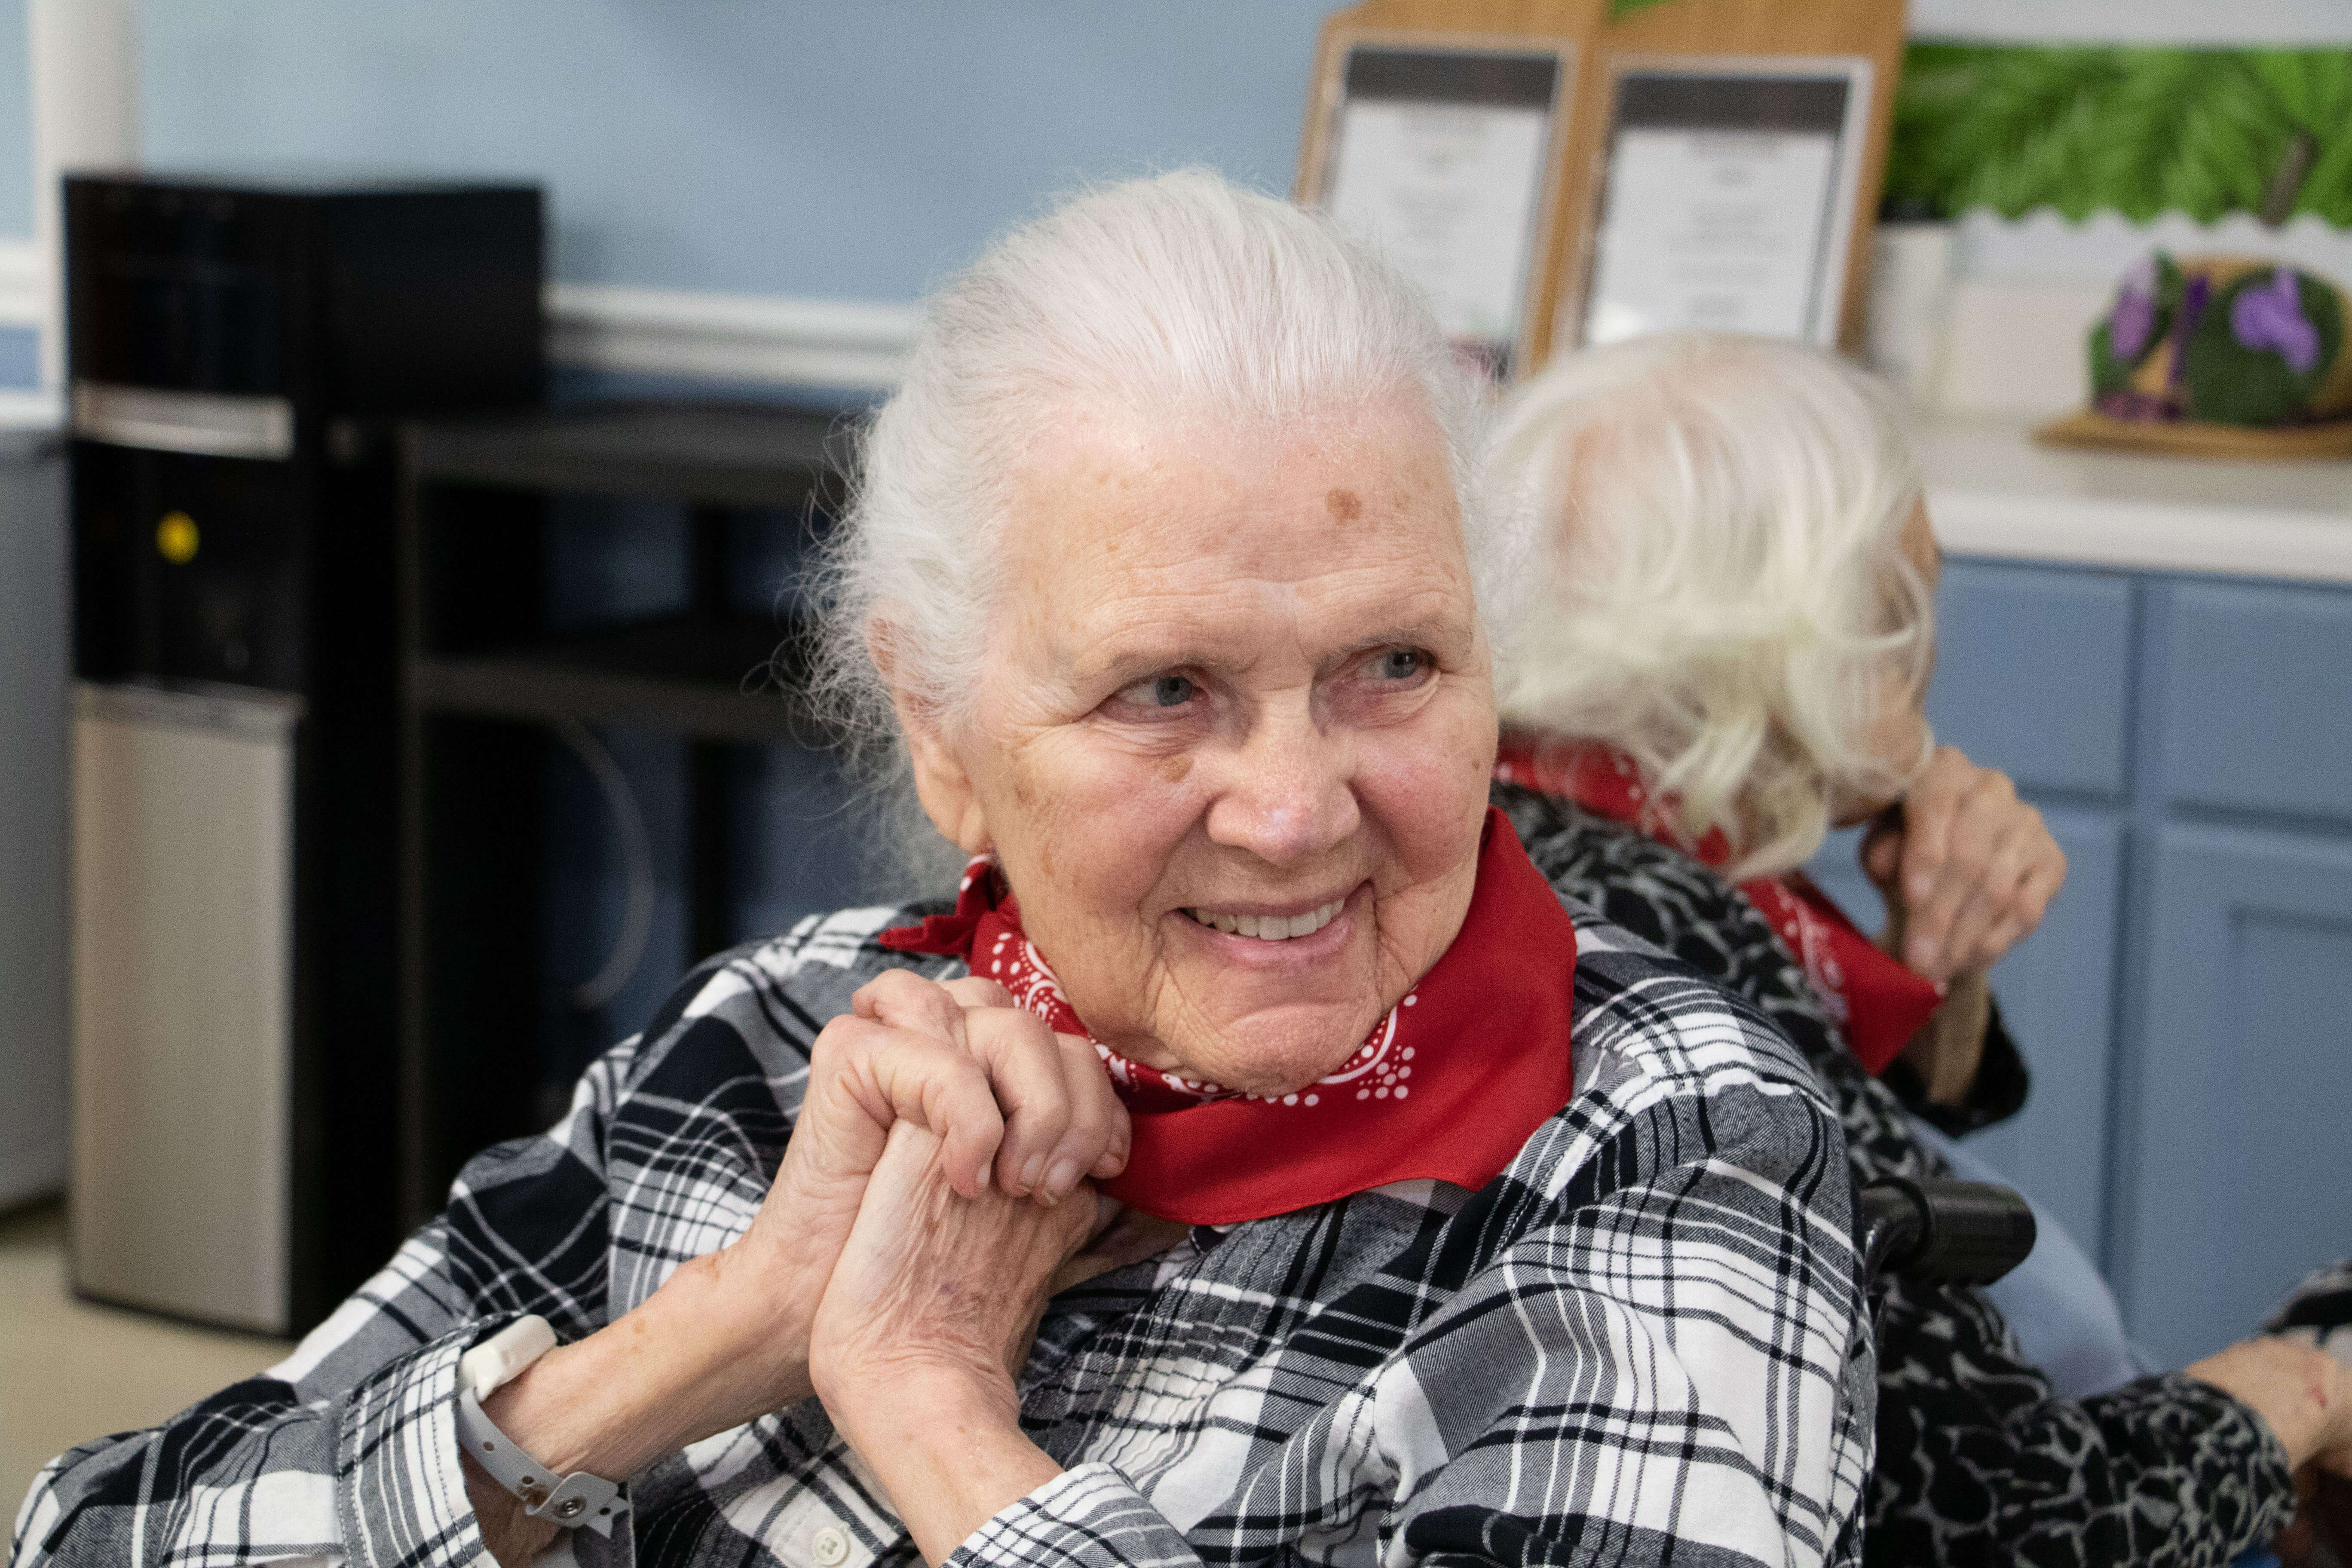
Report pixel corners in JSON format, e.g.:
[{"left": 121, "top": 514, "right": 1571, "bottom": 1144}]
[{"left": 1202, "top": 705, "right": 1359, "bottom": 867}]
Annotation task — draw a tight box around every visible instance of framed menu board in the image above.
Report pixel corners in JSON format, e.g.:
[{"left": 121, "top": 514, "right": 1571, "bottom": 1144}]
[
  {"left": 1298, "top": 34, "right": 1576, "bottom": 383},
  {"left": 1572, "top": 57, "right": 1874, "bottom": 349}
]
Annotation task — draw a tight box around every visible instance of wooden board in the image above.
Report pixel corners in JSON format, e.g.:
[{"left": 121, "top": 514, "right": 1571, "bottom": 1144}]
[
  {"left": 2034, "top": 409, "right": 2352, "bottom": 462},
  {"left": 1299, "top": 0, "right": 1905, "bottom": 372}
]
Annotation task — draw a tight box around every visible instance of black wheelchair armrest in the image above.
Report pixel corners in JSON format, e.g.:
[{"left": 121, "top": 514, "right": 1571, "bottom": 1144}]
[{"left": 1860, "top": 1175, "right": 2038, "bottom": 1288}]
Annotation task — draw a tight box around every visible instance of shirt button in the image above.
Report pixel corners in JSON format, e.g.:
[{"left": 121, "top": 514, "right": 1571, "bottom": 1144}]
[{"left": 812, "top": 1526, "right": 851, "bottom": 1566}]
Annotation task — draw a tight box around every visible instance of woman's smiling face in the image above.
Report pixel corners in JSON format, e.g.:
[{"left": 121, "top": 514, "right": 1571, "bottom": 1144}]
[{"left": 900, "top": 395, "right": 1497, "bottom": 1096}]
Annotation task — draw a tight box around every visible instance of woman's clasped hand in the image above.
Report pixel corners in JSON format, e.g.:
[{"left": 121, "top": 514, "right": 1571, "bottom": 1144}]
[
  {"left": 469, "top": 971, "right": 1129, "bottom": 1566},
  {"left": 735, "top": 968, "right": 1131, "bottom": 1396}
]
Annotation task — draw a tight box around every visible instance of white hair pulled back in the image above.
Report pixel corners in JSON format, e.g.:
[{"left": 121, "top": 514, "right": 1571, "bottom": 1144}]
[
  {"left": 811, "top": 168, "right": 1519, "bottom": 889},
  {"left": 1492, "top": 331, "right": 1933, "bottom": 880}
]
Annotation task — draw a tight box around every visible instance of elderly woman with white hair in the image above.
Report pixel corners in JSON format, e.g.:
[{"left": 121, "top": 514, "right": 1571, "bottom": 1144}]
[
  {"left": 1484, "top": 331, "right": 2352, "bottom": 1566},
  {"left": 18, "top": 179, "right": 1871, "bottom": 1568}
]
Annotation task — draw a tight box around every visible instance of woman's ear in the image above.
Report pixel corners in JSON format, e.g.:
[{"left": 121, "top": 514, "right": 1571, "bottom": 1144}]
[
  {"left": 872, "top": 620, "right": 992, "bottom": 856},
  {"left": 905, "top": 718, "right": 992, "bottom": 856}
]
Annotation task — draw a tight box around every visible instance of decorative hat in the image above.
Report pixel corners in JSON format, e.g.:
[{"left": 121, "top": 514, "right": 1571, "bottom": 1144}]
[{"left": 2090, "top": 253, "right": 2352, "bottom": 428}]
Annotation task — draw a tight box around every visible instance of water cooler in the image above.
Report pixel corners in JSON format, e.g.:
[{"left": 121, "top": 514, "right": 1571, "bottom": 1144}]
[{"left": 66, "top": 173, "right": 542, "bottom": 1333}]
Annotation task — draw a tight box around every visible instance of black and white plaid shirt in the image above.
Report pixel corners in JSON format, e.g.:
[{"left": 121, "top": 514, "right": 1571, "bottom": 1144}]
[{"left": 15, "top": 897, "right": 1873, "bottom": 1568}]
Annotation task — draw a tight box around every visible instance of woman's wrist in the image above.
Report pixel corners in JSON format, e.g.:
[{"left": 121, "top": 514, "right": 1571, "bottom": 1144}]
[
  {"left": 483, "top": 1243, "right": 818, "bottom": 1484},
  {"left": 827, "top": 1372, "right": 1061, "bottom": 1566},
  {"left": 2189, "top": 1336, "right": 2350, "bottom": 1470}
]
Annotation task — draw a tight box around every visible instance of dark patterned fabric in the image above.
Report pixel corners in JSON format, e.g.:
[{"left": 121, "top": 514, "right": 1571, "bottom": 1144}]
[
  {"left": 1496, "top": 784, "right": 2299, "bottom": 1568},
  {"left": 15, "top": 894, "right": 1873, "bottom": 1568},
  {"left": 2267, "top": 1261, "right": 2352, "bottom": 1360}
]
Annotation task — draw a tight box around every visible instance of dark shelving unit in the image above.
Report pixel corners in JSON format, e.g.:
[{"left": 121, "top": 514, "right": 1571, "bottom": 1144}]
[
  {"left": 396, "top": 402, "right": 850, "bottom": 1225},
  {"left": 410, "top": 613, "right": 814, "bottom": 743}
]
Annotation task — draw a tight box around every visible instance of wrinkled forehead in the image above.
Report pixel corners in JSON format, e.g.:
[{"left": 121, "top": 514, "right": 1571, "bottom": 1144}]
[{"left": 995, "top": 398, "right": 1477, "bottom": 673}]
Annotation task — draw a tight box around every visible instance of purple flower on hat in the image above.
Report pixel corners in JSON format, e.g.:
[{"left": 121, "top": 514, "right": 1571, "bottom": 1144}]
[
  {"left": 2110, "top": 257, "right": 2159, "bottom": 361},
  {"left": 2232, "top": 268, "right": 2320, "bottom": 375}
]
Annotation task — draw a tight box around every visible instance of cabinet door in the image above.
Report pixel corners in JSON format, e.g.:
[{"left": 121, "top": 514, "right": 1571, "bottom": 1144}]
[
  {"left": 1810, "top": 805, "right": 2122, "bottom": 1257},
  {"left": 1931, "top": 560, "right": 2133, "bottom": 800},
  {"left": 2116, "top": 824, "right": 2352, "bottom": 1367}
]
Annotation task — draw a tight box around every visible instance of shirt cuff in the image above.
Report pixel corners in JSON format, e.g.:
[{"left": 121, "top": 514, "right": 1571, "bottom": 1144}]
[
  {"left": 1890, "top": 994, "right": 2031, "bottom": 1137},
  {"left": 333, "top": 1318, "right": 639, "bottom": 1568},
  {"left": 2100, "top": 1371, "right": 2299, "bottom": 1554},
  {"left": 946, "top": 1464, "right": 1198, "bottom": 1568}
]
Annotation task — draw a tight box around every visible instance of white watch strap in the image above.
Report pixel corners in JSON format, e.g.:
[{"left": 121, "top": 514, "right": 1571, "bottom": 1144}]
[
  {"left": 453, "top": 1317, "right": 628, "bottom": 1537},
  {"left": 459, "top": 1316, "right": 558, "bottom": 1401}
]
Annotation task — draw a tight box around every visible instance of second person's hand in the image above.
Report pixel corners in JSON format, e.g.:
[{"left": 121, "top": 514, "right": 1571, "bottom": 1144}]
[{"left": 1861, "top": 745, "right": 2066, "bottom": 985}]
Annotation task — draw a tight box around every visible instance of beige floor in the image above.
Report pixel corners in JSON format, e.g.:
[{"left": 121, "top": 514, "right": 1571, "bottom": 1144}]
[{"left": 1, "top": 1201, "right": 292, "bottom": 1525}]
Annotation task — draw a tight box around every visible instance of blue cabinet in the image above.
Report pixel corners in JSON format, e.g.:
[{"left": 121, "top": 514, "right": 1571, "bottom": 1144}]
[
  {"left": 2160, "top": 581, "right": 2352, "bottom": 824},
  {"left": 1927, "top": 561, "right": 2134, "bottom": 799},
  {"left": 2119, "top": 824, "right": 2352, "bottom": 1367},
  {"left": 1810, "top": 555, "right": 2352, "bottom": 1366}
]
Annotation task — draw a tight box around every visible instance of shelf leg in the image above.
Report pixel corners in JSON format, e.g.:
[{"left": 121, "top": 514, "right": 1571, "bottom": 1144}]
[{"left": 688, "top": 738, "right": 732, "bottom": 963}]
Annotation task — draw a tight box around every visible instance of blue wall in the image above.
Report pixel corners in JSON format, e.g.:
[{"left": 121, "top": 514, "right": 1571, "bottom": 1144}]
[
  {"left": 0, "top": 322, "right": 34, "bottom": 387},
  {"left": 142, "top": 0, "right": 1334, "bottom": 300},
  {"left": 0, "top": 0, "right": 28, "bottom": 238}
]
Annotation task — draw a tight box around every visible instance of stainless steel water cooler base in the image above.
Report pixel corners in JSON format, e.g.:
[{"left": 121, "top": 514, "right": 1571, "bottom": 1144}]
[{"left": 70, "top": 681, "right": 300, "bottom": 1334}]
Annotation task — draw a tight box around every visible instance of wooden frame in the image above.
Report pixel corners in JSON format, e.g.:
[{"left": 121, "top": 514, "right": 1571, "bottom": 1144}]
[
  {"left": 1562, "top": 51, "right": 1877, "bottom": 352},
  {"left": 1581, "top": 0, "right": 1904, "bottom": 357},
  {"left": 1297, "top": 0, "right": 1904, "bottom": 375},
  {"left": 1296, "top": 0, "right": 1606, "bottom": 375}
]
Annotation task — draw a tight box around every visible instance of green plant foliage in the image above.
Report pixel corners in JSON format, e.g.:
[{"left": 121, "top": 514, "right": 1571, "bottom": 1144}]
[
  {"left": 1607, "top": 0, "right": 1681, "bottom": 15},
  {"left": 1888, "top": 43, "right": 2352, "bottom": 225},
  {"left": 2182, "top": 271, "right": 2344, "bottom": 425}
]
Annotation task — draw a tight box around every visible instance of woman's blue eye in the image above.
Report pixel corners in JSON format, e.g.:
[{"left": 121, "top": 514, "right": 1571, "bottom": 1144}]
[
  {"left": 1117, "top": 673, "right": 1196, "bottom": 709},
  {"left": 1373, "top": 650, "right": 1426, "bottom": 681}
]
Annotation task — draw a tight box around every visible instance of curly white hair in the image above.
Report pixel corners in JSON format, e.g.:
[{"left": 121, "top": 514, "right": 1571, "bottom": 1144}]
[{"left": 1492, "top": 331, "right": 1934, "bottom": 880}]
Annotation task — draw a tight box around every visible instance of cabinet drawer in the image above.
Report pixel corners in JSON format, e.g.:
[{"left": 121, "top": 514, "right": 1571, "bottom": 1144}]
[
  {"left": 2161, "top": 579, "right": 2352, "bottom": 823},
  {"left": 1931, "top": 560, "right": 2132, "bottom": 799}
]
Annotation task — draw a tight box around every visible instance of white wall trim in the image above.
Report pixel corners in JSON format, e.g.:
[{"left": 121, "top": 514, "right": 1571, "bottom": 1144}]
[
  {"left": 1, "top": 245, "right": 917, "bottom": 401},
  {"left": 29, "top": 0, "right": 140, "bottom": 395},
  {"left": 0, "top": 239, "right": 46, "bottom": 329},
  {"left": 0, "top": 240, "right": 62, "bottom": 425},
  {"left": 547, "top": 284, "right": 918, "bottom": 391},
  {"left": 1910, "top": 0, "right": 2352, "bottom": 44},
  {"left": 0, "top": 389, "right": 64, "bottom": 427}
]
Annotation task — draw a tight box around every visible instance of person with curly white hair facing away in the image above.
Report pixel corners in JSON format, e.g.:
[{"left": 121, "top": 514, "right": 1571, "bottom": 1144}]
[
  {"left": 18, "top": 182, "right": 1876, "bottom": 1568},
  {"left": 1485, "top": 329, "right": 2352, "bottom": 1566}
]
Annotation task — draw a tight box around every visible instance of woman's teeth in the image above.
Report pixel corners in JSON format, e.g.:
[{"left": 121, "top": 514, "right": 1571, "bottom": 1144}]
[{"left": 1187, "top": 899, "right": 1344, "bottom": 941}]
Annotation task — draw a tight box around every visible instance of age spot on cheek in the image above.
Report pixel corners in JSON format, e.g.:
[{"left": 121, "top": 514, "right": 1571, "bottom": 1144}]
[
  {"left": 1159, "top": 754, "right": 1194, "bottom": 783},
  {"left": 1326, "top": 487, "right": 1363, "bottom": 524}
]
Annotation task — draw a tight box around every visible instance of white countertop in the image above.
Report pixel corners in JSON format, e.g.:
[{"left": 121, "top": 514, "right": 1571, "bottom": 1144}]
[{"left": 1920, "top": 415, "right": 2352, "bottom": 585}]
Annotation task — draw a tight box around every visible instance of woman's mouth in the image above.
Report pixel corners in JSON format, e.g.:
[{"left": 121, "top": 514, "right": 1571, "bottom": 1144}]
[{"left": 1181, "top": 897, "right": 1347, "bottom": 943}]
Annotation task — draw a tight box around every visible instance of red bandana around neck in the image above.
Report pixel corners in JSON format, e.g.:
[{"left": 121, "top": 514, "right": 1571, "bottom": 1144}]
[
  {"left": 879, "top": 808, "right": 1579, "bottom": 1225},
  {"left": 1493, "top": 736, "right": 1941, "bottom": 1077}
]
